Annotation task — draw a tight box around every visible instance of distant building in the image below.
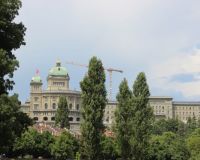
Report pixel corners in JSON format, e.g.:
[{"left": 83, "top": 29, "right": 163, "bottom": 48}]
[{"left": 21, "top": 61, "right": 200, "bottom": 132}]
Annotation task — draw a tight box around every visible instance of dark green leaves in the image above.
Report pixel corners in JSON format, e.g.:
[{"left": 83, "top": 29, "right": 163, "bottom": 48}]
[
  {"left": 55, "top": 96, "right": 69, "bottom": 129},
  {"left": 80, "top": 57, "right": 107, "bottom": 160}
]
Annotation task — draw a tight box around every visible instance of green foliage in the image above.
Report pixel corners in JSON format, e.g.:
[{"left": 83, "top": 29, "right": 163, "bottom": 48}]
[
  {"left": 55, "top": 96, "right": 69, "bottom": 129},
  {"left": 101, "top": 136, "right": 118, "bottom": 160},
  {"left": 130, "top": 72, "right": 154, "bottom": 160},
  {"left": 186, "top": 128, "right": 200, "bottom": 160},
  {"left": 75, "top": 152, "right": 81, "bottom": 160},
  {"left": 80, "top": 56, "right": 107, "bottom": 159},
  {"left": 51, "top": 131, "right": 79, "bottom": 160},
  {"left": 0, "top": 0, "right": 26, "bottom": 94},
  {"left": 0, "top": 0, "right": 31, "bottom": 155},
  {"left": 152, "top": 118, "right": 186, "bottom": 136},
  {"left": 0, "top": 94, "right": 32, "bottom": 154},
  {"left": 13, "top": 128, "right": 54, "bottom": 158},
  {"left": 149, "top": 132, "right": 190, "bottom": 160},
  {"left": 186, "top": 117, "right": 198, "bottom": 135},
  {"left": 115, "top": 78, "right": 132, "bottom": 159}
]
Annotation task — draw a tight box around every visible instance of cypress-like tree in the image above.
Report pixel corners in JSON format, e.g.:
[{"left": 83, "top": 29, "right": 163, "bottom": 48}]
[
  {"left": 115, "top": 78, "right": 132, "bottom": 160},
  {"left": 130, "top": 72, "right": 154, "bottom": 160},
  {"left": 55, "top": 96, "right": 69, "bottom": 129},
  {"left": 80, "top": 56, "right": 107, "bottom": 160}
]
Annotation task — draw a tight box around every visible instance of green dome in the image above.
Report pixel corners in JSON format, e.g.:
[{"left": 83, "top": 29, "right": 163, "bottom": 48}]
[
  {"left": 48, "top": 61, "right": 67, "bottom": 77},
  {"left": 31, "top": 75, "right": 42, "bottom": 83}
]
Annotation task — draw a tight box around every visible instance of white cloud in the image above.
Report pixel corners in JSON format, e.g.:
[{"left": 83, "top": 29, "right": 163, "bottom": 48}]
[
  {"left": 149, "top": 48, "right": 200, "bottom": 98},
  {"left": 14, "top": 0, "right": 200, "bottom": 101}
]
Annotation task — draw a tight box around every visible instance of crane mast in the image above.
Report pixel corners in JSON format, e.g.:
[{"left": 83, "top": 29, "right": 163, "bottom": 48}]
[{"left": 66, "top": 61, "right": 123, "bottom": 100}]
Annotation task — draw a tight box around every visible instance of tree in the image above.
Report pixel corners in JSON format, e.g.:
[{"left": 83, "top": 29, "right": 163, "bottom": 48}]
[
  {"left": 186, "top": 117, "right": 197, "bottom": 135},
  {"left": 14, "top": 128, "right": 55, "bottom": 158},
  {"left": 0, "top": 94, "right": 32, "bottom": 154},
  {"left": 0, "top": 0, "right": 26, "bottom": 94},
  {"left": 130, "top": 72, "right": 154, "bottom": 160},
  {"left": 114, "top": 78, "right": 132, "bottom": 159},
  {"left": 80, "top": 56, "right": 107, "bottom": 160},
  {"left": 51, "top": 131, "right": 79, "bottom": 160},
  {"left": 101, "top": 136, "right": 118, "bottom": 160},
  {"left": 149, "top": 132, "right": 190, "bottom": 160},
  {"left": 186, "top": 128, "right": 200, "bottom": 160},
  {"left": 55, "top": 96, "right": 69, "bottom": 129},
  {"left": 152, "top": 118, "right": 186, "bottom": 137}
]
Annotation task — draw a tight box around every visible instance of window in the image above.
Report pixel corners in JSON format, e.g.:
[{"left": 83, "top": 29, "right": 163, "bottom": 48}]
[
  {"left": 76, "top": 117, "right": 80, "bottom": 121},
  {"left": 69, "top": 117, "right": 73, "bottom": 121},
  {"left": 53, "top": 82, "right": 64, "bottom": 86},
  {"left": 51, "top": 117, "right": 55, "bottom": 121},
  {"left": 76, "top": 104, "right": 80, "bottom": 110},
  {"left": 34, "top": 86, "right": 39, "bottom": 90},
  {"left": 43, "top": 112, "right": 48, "bottom": 116},
  {"left": 34, "top": 97, "right": 39, "bottom": 102},
  {"left": 34, "top": 104, "right": 39, "bottom": 110},
  {"left": 45, "top": 103, "right": 48, "bottom": 109},
  {"left": 33, "top": 117, "right": 38, "bottom": 121},
  {"left": 69, "top": 104, "right": 72, "bottom": 110},
  {"left": 43, "top": 117, "right": 48, "bottom": 121},
  {"left": 52, "top": 103, "right": 56, "bottom": 109},
  {"left": 44, "top": 96, "right": 48, "bottom": 101},
  {"left": 52, "top": 96, "right": 56, "bottom": 101}
]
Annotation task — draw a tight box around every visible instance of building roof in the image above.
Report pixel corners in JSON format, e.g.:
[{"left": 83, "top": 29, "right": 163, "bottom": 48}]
[
  {"left": 149, "top": 96, "right": 173, "bottom": 99},
  {"left": 48, "top": 60, "right": 68, "bottom": 77},
  {"left": 173, "top": 101, "right": 200, "bottom": 106}
]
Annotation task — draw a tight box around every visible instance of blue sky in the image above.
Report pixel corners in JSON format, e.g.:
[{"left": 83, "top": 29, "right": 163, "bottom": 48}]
[{"left": 12, "top": 0, "right": 200, "bottom": 102}]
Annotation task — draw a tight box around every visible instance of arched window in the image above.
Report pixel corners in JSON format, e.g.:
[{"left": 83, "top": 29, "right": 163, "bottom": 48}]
[
  {"left": 52, "top": 103, "right": 56, "bottom": 109},
  {"left": 76, "top": 104, "right": 79, "bottom": 110},
  {"left": 45, "top": 103, "right": 48, "bottom": 109},
  {"left": 69, "top": 117, "right": 73, "bottom": 121},
  {"left": 51, "top": 117, "right": 55, "bottom": 121},
  {"left": 33, "top": 117, "right": 38, "bottom": 121},
  {"left": 43, "top": 117, "right": 48, "bottom": 121},
  {"left": 76, "top": 117, "right": 80, "bottom": 121},
  {"left": 69, "top": 104, "right": 72, "bottom": 110}
]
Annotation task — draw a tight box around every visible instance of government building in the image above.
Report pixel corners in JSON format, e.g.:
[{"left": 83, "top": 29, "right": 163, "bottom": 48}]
[{"left": 21, "top": 61, "right": 200, "bottom": 131}]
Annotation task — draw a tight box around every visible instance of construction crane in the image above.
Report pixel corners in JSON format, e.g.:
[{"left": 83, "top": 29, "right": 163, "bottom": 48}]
[{"left": 66, "top": 61, "right": 123, "bottom": 100}]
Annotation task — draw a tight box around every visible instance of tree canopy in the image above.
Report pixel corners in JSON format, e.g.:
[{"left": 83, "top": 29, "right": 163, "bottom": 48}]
[
  {"left": 13, "top": 128, "right": 54, "bottom": 158},
  {"left": 130, "top": 72, "right": 154, "bottom": 160},
  {"left": 149, "top": 132, "right": 190, "bottom": 160},
  {"left": 55, "top": 96, "right": 69, "bottom": 129},
  {"left": 0, "top": 0, "right": 26, "bottom": 94},
  {"left": 80, "top": 56, "right": 107, "bottom": 160},
  {"left": 51, "top": 131, "right": 79, "bottom": 160},
  {"left": 115, "top": 78, "right": 132, "bottom": 160},
  {"left": 0, "top": 94, "right": 32, "bottom": 154}
]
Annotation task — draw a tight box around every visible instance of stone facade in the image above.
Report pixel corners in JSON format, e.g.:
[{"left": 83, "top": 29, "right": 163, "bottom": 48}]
[
  {"left": 173, "top": 101, "right": 200, "bottom": 123},
  {"left": 21, "top": 61, "right": 200, "bottom": 131}
]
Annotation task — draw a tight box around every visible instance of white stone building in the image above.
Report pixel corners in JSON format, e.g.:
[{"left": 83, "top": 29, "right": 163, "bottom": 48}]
[{"left": 21, "top": 61, "right": 200, "bottom": 131}]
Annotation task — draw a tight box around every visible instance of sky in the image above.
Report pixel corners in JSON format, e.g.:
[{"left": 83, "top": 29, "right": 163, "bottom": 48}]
[{"left": 12, "top": 0, "right": 200, "bottom": 102}]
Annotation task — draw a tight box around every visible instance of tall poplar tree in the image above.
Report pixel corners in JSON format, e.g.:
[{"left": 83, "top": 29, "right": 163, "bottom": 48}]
[
  {"left": 55, "top": 96, "right": 69, "bottom": 129},
  {"left": 130, "top": 72, "right": 154, "bottom": 160},
  {"left": 80, "top": 56, "right": 107, "bottom": 160},
  {"left": 115, "top": 78, "right": 132, "bottom": 160}
]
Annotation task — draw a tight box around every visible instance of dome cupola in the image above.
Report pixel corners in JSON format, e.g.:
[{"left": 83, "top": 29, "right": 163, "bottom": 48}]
[
  {"left": 48, "top": 60, "right": 68, "bottom": 77},
  {"left": 30, "top": 69, "right": 42, "bottom": 84}
]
